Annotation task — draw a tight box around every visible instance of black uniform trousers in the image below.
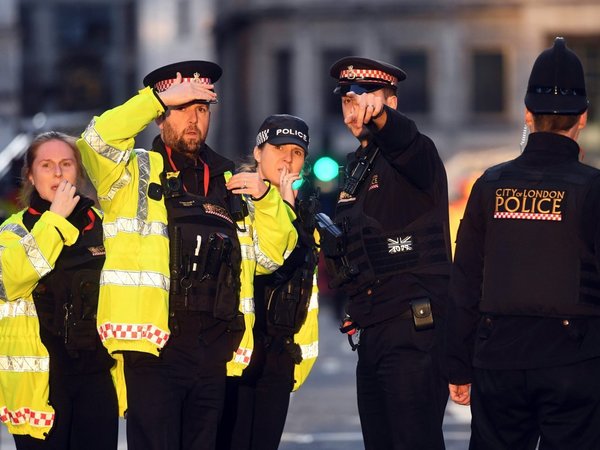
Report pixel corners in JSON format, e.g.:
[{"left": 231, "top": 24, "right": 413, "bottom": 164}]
[
  {"left": 124, "top": 313, "right": 237, "bottom": 450},
  {"left": 218, "top": 334, "right": 295, "bottom": 450},
  {"left": 13, "top": 368, "right": 118, "bottom": 450},
  {"left": 469, "top": 357, "right": 600, "bottom": 450},
  {"left": 356, "top": 313, "right": 448, "bottom": 450}
]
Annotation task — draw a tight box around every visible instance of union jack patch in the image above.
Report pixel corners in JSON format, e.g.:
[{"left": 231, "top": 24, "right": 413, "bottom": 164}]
[{"left": 387, "top": 236, "right": 412, "bottom": 254}]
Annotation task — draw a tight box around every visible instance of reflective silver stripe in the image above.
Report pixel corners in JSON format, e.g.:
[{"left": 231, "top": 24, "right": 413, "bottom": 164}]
[
  {"left": 240, "top": 243, "right": 255, "bottom": 262},
  {"left": 101, "top": 168, "right": 131, "bottom": 202},
  {"left": 0, "top": 223, "right": 27, "bottom": 238},
  {"left": 22, "top": 234, "right": 52, "bottom": 278},
  {"left": 0, "top": 406, "right": 54, "bottom": 427},
  {"left": 308, "top": 291, "right": 318, "bottom": 312},
  {"left": 300, "top": 341, "right": 318, "bottom": 360},
  {"left": 103, "top": 217, "right": 168, "bottom": 239},
  {"left": 0, "top": 299, "right": 37, "bottom": 320},
  {"left": 82, "top": 120, "right": 131, "bottom": 165},
  {"left": 0, "top": 247, "right": 5, "bottom": 300},
  {"left": 240, "top": 297, "right": 254, "bottom": 314},
  {"left": 100, "top": 269, "right": 169, "bottom": 291},
  {"left": 254, "top": 232, "right": 282, "bottom": 272},
  {"left": 135, "top": 150, "right": 151, "bottom": 221},
  {"left": 0, "top": 355, "right": 49, "bottom": 373}
]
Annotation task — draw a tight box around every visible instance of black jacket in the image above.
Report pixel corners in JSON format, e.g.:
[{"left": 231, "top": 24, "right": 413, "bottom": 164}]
[
  {"left": 334, "top": 106, "right": 452, "bottom": 328},
  {"left": 447, "top": 132, "right": 600, "bottom": 384}
]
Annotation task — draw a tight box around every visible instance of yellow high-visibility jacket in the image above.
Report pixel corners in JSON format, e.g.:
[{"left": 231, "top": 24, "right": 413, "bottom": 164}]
[
  {"left": 76, "top": 86, "right": 297, "bottom": 376},
  {"left": 0, "top": 209, "right": 125, "bottom": 439},
  {"left": 292, "top": 231, "right": 320, "bottom": 391},
  {"left": 246, "top": 198, "right": 320, "bottom": 391}
]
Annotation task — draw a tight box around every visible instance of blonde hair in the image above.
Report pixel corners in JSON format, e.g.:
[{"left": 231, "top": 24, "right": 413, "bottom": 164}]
[{"left": 18, "top": 131, "right": 95, "bottom": 208}]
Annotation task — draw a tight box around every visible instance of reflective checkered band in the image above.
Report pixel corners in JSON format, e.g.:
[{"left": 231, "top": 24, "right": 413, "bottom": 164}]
[
  {"left": 98, "top": 322, "right": 169, "bottom": 347},
  {"left": 240, "top": 297, "right": 255, "bottom": 314},
  {"left": 22, "top": 234, "right": 52, "bottom": 278},
  {"left": 0, "top": 355, "right": 49, "bottom": 373},
  {"left": 256, "top": 129, "right": 269, "bottom": 147},
  {"left": 494, "top": 212, "right": 562, "bottom": 221},
  {"left": 100, "top": 269, "right": 169, "bottom": 291},
  {"left": 0, "top": 299, "right": 37, "bottom": 320},
  {"left": 103, "top": 217, "right": 168, "bottom": 239},
  {"left": 153, "top": 76, "right": 212, "bottom": 93},
  {"left": 83, "top": 120, "right": 132, "bottom": 166},
  {"left": 233, "top": 347, "right": 252, "bottom": 365},
  {"left": 0, "top": 406, "right": 54, "bottom": 427},
  {"left": 339, "top": 68, "right": 397, "bottom": 85},
  {"left": 300, "top": 341, "right": 318, "bottom": 360}
]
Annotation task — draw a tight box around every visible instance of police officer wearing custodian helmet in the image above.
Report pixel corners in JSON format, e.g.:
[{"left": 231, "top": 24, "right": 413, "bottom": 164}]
[
  {"left": 447, "top": 37, "right": 600, "bottom": 449},
  {"left": 320, "top": 57, "right": 452, "bottom": 449}
]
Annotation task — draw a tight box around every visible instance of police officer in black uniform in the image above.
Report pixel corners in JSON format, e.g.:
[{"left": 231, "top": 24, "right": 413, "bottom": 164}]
[
  {"left": 447, "top": 37, "right": 600, "bottom": 449},
  {"left": 321, "top": 57, "right": 452, "bottom": 450}
]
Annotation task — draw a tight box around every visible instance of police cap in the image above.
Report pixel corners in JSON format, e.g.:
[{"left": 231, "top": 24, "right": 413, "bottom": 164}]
[
  {"left": 143, "top": 60, "right": 222, "bottom": 103},
  {"left": 329, "top": 56, "right": 406, "bottom": 95},
  {"left": 525, "top": 37, "right": 588, "bottom": 115},
  {"left": 256, "top": 114, "right": 309, "bottom": 153}
]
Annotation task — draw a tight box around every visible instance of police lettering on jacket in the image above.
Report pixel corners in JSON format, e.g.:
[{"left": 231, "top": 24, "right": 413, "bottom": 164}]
[{"left": 494, "top": 188, "right": 565, "bottom": 220}]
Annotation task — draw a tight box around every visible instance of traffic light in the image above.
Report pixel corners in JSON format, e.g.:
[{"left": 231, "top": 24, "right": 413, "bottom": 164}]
[{"left": 312, "top": 156, "right": 339, "bottom": 182}]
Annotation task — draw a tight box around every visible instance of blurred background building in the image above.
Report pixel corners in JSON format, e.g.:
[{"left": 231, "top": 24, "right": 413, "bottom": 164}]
[{"left": 0, "top": 0, "right": 599, "bottom": 218}]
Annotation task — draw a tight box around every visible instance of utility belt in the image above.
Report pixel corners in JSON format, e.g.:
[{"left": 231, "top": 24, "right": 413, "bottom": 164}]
[
  {"left": 34, "top": 269, "right": 100, "bottom": 353},
  {"left": 340, "top": 297, "right": 435, "bottom": 351},
  {"left": 256, "top": 332, "right": 303, "bottom": 364}
]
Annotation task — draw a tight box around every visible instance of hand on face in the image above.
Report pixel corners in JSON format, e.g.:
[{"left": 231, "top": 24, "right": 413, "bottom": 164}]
[
  {"left": 157, "top": 72, "right": 218, "bottom": 107},
  {"left": 226, "top": 172, "right": 269, "bottom": 199},
  {"left": 49, "top": 180, "right": 81, "bottom": 219},
  {"left": 278, "top": 166, "right": 301, "bottom": 206}
]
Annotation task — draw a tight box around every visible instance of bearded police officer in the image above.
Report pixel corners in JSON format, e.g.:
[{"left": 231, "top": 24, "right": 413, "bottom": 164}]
[
  {"left": 76, "top": 61, "right": 297, "bottom": 450},
  {"left": 321, "top": 57, "right": 452, "bottom": 450},
  {"left": 447, "top": 37, "right": 600, "bottom": 449}
]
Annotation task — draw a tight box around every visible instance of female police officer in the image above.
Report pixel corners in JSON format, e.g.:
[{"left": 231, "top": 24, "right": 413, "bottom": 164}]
[
  {"left": 218, "top": 114, "right": 319, "bottom": 450},
  {"left": 0, "top": 131, "right": 122, "bottom": 450}
]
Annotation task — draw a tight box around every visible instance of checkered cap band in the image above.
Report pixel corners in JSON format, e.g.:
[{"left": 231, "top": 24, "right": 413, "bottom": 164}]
[
  {"left": 153, "top": 76, "right": 212, "bottom": 92},
  {"left": 339, "top": 68, "right": 397, "bottom": 85},
  {"left": 256, "top": 129, "right": 270, "bottom": 147}
]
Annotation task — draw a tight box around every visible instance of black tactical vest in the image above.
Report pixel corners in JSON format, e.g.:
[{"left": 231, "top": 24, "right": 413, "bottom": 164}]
[
  {"left": 29, "top": 208, "right": 105, "bottom": 352},
  {"left": 332, "top": 149, "right": 451, "bottom": 296},
  {"left": 479, "top": 160, "right": 600, "bottom": 316},
  {"left": 164, "top": 190, "right": 242, "bottom": 322}
]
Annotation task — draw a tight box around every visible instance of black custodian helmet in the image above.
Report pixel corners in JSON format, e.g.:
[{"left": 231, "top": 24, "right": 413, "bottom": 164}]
[{"left": 525, "top": 37, "right": 588, "bottom": 115}]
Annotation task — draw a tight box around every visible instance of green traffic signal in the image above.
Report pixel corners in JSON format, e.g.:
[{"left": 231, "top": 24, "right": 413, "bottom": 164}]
[{"left": 313, "top": 156, "right": 339, "bottom": 182}]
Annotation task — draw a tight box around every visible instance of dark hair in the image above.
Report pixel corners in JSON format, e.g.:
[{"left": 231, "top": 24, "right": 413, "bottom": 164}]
[
  {"left": 532, "top": 114, "right": 580, "bottom": 133},
  {"left": 18, "top": 131, "right": 94, "bottom": 207}
]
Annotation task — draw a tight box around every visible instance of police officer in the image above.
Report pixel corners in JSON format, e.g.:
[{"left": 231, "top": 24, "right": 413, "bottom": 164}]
[
  {"left": 322, "top": 57, "right": 451, "bottom": 450},
  {"left": 218, "top": 114, "right": 320, "bottom": 450},
  {"left": 76, "top": 61, "right": 298, "bottom": 450},
  {"left": 0, "top": 131, "right": 121, "bottom": 449},
  {"left": 447, "top": 37, "right": 600, "bottom": 449}
]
